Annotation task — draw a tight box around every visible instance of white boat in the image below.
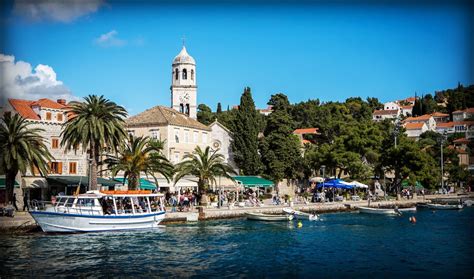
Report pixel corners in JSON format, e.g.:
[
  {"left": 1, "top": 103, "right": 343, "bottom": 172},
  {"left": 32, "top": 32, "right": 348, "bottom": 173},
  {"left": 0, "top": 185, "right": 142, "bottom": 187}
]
[
  {"left": 358, "top": 206, "right": 401, "bottom": 215},
  {"left": 424, "top": 203, "right": 463, "bottom": 210},
  {"left": 282, "top": 208, "right": 318, "bottom": 221},
  {"left": 30, "top": 190, "right": 166, "bottom": 233},
  {"left": 397, "top": 207, "right": 417, "bottom": 212},
  {"left": 246, "top": 212, "right": 294, "bottom": 221}
]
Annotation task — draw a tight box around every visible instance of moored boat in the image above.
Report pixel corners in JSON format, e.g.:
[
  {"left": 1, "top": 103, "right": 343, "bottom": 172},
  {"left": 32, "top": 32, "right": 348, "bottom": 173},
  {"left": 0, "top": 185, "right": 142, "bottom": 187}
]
[
  {"left": 282, "top": 208, "right": 318, "bottom": 221},
  {"left": 424, "top": 203, "right": 463, "bottom": 210},
  {"left": 357, "top": 206, "right": 400, "bottom": 215},
  {"left": 30, "top": 190, "right": 166, "bottom": 233},
  {"left": 397, "top": 207, "right": 417, "bottom": 212},
  {"left": 246, "top": 212, "right": 294, "bottom": 221}
]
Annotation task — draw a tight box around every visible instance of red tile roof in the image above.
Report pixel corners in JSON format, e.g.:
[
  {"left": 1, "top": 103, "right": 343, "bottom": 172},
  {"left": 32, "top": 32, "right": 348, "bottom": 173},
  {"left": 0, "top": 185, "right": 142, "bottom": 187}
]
[
  {"left": 404, "top": 122, "right": 425, "bottom": 130},
  {"left": 452, "top": 108, "right": 473, "bottom": 114},
  {"left": 400, "top": 105, "right": 414, "bottom": 109},
  {"left": 31, "top": 98, "right": 67, "bottom": 109},
  {"left": 8, "top": 98, "right": 67, "bottom": 120},
  {"left": 293, "top": 128, "right": 319, "bottom": 135},
  {"left": 453, "top": 138, "right": 470, "bottom": 144},
  {"left": 405, "top": 114, "right": 432, "bottom": 122},
  {"left": 373, "top": 109, "right": 398, "bottom": 116},
  {"left": 431, "top": 112, "right": 449, "bottom": 117},
  {"left": 436, "top": 122, "right": 454, "bottom": 128}
]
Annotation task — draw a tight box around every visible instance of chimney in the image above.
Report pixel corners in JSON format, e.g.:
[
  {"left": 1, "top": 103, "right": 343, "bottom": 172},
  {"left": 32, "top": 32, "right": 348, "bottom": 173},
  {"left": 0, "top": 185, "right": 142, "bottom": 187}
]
[{"left": 57, "top": 99, "right": 66, "bottom": 105}]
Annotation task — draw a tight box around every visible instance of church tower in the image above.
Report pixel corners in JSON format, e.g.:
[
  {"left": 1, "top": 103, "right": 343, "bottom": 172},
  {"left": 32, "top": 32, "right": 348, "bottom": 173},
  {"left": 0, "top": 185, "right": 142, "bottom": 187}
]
[{"left": 171, "top": 46, "right": 197, "bottom": 119}]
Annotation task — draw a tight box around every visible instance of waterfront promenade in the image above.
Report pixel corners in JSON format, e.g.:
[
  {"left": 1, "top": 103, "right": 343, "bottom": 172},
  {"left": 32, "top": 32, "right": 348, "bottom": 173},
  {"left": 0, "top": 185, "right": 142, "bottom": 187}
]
[{"left": 1, "top": 193, "right": 471, "bottom": 232}]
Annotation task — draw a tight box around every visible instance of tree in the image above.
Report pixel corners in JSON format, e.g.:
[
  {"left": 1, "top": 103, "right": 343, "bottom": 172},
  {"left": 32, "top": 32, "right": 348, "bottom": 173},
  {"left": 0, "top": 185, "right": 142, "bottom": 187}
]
[
  {"left": 61, "top": 95, "right": 127, "bottom": 191},
  {"left": 0, "top": 113, "right": 53, "bottom": 204},
  {"left": 367, "top": 97, "right": 383, "bottom": 111},
  {"left": 174, "top": 146, "right": 236, "bottom": 197},
  {"left": 197, "top": 104, "right": 214, "bottom": 125},
  {"left": 104, "top": 136, "right": 174, "bottom": 190},
  {"left": 216, "top": 102, "right": 222, "bottom": 114},
  {"left": 231, "top": 87, "right": 263, "bottom": 175}
]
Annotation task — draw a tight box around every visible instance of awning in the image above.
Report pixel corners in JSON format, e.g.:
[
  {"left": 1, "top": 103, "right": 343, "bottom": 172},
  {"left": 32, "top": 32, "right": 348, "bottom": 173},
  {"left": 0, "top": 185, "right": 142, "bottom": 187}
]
[
  {"left": 114, "top": 178, "right": 157, "bottom": 190},
  {"left": 350, "top": 181, "right": 369, "bottom": 189},
  {"left": 47, "top": 176, "right": 119, "bottom": 187},
  {"left": 0, "top": 178, "right": 20, "bottom": 189},
  {"left": 22, "top": 177, "right": 48, "bottom": 189},
  {"left": 233, "top": 176, "right": 274, "bottom": 188},
  {"left": 317, "top": 179, "right": 354, "bottom": 189},
  {"left": 402, "top": 180, "right": 424, "bottom": 190}
]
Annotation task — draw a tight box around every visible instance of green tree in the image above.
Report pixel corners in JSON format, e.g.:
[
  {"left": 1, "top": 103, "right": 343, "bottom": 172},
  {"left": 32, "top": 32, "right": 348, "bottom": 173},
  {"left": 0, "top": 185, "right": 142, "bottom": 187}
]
[
  {"left": 0, "top": 113, "right": 53, "bottom": 204},
  {"left": 231, "top": 87, "right": 263, "bottom": 175},
  {"left": 61, "top": 95, "right": 127, "bottom": 191},
  {"left": 197, "top": 104, "right": 214, "bottom": 125},
  {"left": 104, "top": 136, "right": 174, "bottom": 190},
  {"left": 174, "top": 146, "right": 236, "bottom": 197},
  {"left": 367, "top": 97, "right": 383, "bottom": 111}
]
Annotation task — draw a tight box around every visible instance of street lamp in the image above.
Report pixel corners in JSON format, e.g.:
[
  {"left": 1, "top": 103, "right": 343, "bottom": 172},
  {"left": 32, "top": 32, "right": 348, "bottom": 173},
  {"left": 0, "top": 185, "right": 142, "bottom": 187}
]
[
  {"left": 439, "top": 131, "right": 448, "bottom": 194},
  {"left": 321, "top": 165, "right": 326, "bottom": 203}
]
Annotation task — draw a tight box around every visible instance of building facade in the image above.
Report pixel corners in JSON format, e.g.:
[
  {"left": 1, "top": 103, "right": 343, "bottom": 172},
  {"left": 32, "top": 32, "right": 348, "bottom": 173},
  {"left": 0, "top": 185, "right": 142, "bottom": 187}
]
[{"left": 171, "top": 46, "right": 197, "bottom": 119}]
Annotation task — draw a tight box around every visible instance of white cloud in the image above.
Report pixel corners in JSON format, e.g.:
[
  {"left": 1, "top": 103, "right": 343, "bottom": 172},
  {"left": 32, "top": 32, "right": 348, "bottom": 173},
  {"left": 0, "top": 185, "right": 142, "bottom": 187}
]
[
  {"left": 14, "top": 0, "right": 104, "bottom": 23},
  {"left": 0, "top": 54, "right": 79, "bottom": 106},
  {"left": 94, "top": 30, "right": 126, "bottom": 48}
]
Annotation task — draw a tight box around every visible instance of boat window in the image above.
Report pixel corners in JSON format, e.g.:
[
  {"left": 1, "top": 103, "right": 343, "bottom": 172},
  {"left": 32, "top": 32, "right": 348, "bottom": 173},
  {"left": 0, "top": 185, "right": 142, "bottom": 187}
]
[
  {"left": 56, "top": 197, "right": 66, "bottom": 206},
  {"left": 77, "top": 198, "right": 95, "bottom": 207},
  {"left": 115, "top": 197, "right": 133, "bottom": 214},
  {"left": 65, "top": 198, "right": 75, "bottom": 207}
]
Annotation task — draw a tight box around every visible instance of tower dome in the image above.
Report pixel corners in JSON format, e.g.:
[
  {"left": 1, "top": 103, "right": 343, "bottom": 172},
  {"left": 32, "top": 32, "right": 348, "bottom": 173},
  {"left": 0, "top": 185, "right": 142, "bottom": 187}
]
[{"left": 173, "top": 46, "right": 195, "bottom": 65}]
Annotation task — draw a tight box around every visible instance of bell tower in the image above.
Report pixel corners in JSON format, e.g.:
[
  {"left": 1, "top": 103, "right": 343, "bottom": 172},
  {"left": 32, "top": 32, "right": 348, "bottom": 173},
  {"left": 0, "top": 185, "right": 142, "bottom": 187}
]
[{"left": 171, "top": 45, "right": 197, "bottom": 119}]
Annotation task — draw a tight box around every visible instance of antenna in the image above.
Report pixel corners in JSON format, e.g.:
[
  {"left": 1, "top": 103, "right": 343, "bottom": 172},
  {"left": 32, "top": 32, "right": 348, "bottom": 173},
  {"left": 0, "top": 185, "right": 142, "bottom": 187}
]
[{"left": 181, "top": 35, "right": 186, "bottom": 47}]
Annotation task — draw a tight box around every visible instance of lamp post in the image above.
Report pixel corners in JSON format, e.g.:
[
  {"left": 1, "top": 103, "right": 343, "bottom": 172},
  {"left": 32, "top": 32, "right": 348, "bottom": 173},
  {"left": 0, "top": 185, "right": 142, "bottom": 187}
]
[
  {"left": 321, "top": 165, "right": 326, "bottom": 203},
  {"left": 440, "top": 131, "right": 448, "bottom": 194},
  {"left": 393, "top": 118, "right": 401, "bottom": 199}
]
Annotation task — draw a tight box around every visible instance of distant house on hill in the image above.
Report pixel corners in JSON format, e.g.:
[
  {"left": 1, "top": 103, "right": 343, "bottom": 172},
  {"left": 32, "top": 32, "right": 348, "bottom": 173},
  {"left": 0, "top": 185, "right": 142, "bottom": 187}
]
[
  {"left": 453, "top": 108, "right": 474, "bottom": 122},
  {"left": 372, "top": 109, "right": 400, "bottom": 122},
  {"left": 404, "top": 122, "right": 428, "bottom": 139}
]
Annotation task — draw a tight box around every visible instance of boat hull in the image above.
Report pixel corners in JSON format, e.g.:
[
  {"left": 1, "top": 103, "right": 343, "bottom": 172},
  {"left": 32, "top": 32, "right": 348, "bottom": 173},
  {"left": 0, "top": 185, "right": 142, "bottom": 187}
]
[
  {"left": 398, "top": 207, "right": 417, "bottom": 212},
  {"left": 358, "top": 206, "right": 399, "bottom": 215},
  {"left": 30, "top": 211, "right": 166, "bottom": 233},
  {"left": 423, "top": 204, "right": 463, "bottom": 210},
  {"left": 246, "top": 212, "right": 293, "bottom": 221},
  {"left": 282, "top": 208, "right": 318, "bottom": 220}
]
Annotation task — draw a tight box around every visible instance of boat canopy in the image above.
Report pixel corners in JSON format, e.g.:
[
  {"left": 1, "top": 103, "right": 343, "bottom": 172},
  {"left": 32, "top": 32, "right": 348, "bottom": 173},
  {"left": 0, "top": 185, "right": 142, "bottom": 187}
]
[
  {"left": 317, "top": 179, "right": 354, "bottom": 189},
  {"left": 233, "top": 176, "right": 274, "bottom": 188}
]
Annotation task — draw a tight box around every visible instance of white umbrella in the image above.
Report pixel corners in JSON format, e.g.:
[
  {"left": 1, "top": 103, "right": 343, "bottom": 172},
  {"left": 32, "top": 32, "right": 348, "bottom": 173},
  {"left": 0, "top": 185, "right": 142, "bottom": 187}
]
[
  {"left": 309, "top": 177, "right": 324, "bottom": 183},
  {"left": 350, "top": 181, "right": 369, "bottom": 189}
]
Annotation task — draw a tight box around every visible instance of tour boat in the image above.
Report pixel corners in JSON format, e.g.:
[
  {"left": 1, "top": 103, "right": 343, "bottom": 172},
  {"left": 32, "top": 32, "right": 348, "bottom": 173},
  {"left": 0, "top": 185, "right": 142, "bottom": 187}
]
[
  {"left": 357, "top": 206, "right": 401, "bottom": 215},
  {"left": 424, "top": 203, "right": 463, "bottom": 210},
  {"left": 246, "top": 212, "right": 294, "bottom": 221},
  {"left": 282, "top": 208, "right": 318, "bottom": 221},
  {"left": 30, "top": 190, "right": 166, "bottom": 233}
]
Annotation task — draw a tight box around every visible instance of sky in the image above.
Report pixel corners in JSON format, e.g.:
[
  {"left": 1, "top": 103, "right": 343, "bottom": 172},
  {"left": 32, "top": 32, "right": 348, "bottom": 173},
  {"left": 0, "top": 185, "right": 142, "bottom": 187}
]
[{"left": 1, "top": 0, "right": 473, "bottom": 115}]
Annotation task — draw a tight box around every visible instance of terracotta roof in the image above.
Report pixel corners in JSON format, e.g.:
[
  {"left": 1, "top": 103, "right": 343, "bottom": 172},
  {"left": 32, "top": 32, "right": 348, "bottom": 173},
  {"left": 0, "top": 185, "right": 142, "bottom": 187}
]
[
  {"left": 431, "top": 112, "right": 449, "bottom": 117},
  {"left": 436, "top": 122, "right": 454, "bottom": 128},
  {"left": 302, "top": 139, "right": 311, "bottom": 144},
  {"left": 126, "top": 106, "right": 211, "bottom": 131},
  {"left": 404, "top": 123, "right": 425, "bottom": 130},
  {"left": 293, "top": 128, "right": 319, "bottom": 135},
  {"left": 31, "top": 98, "right": 67, "bottom": 109},
  {"left": 373, "top": 109, "right": 398, "bottom": 116},
  {"left": 452, "top": 108, "right": 474, "bottom": 114},
  {"left": 453, "top": 138, "right": 470, "bottom": 144},
  {"left": 405, "top": 114, "right": 432, "bottom": 122},
  {"left": 8, "top": 99, "right": 40, "bottom": 120},
  {"left": 400, "top": 105, "right": 414, "bottom": 109},
  {"left": 405, "top": 97, "right": 416, "bottom": 102}
]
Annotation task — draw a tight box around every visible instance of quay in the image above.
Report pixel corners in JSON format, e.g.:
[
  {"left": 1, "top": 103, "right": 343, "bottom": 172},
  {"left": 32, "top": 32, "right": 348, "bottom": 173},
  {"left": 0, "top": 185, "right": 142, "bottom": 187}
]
[{"left": 1, "top": 194, "right": 471, "bottom": 233}]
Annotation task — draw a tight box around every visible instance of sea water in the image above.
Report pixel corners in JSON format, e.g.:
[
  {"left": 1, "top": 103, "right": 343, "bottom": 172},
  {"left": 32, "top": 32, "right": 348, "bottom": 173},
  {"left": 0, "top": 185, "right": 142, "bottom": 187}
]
[{"left": 1, "top": 208, "right": 473, "bottom": 278}]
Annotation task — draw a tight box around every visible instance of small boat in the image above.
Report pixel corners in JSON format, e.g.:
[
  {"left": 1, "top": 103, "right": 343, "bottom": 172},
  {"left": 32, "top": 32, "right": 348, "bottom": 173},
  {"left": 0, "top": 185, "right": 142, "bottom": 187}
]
[
  {"left": 397, "top": 207, "right": 417, "bottom": 213},
  {"left": 30, "top": 190, "right": 166, "bottom": 233},
  {"left": 246, "top": 212, "right": 294, "bottom": 221},
  {"left": 424, "top": 203, "right": 463, "bottom": 210},
  {"left": 358, "top": 206, "right": 401, "bottom": 215},
  {"left": 463, "top": 200, "right": 473, "bottom": 207},
  {"left": 282, "top": 208, "right": 318, "bottom": 221}
]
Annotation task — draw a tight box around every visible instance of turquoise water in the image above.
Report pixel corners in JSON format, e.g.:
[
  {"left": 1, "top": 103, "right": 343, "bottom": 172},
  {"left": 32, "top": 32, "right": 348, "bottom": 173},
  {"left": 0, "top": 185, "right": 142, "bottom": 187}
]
[{"left": 1, "top": 208, "right": 473, "bottom": 278}]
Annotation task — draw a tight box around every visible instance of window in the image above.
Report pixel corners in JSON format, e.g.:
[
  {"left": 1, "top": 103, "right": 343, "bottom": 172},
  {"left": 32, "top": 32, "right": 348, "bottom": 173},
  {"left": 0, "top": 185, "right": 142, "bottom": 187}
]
[
  {"left": 69, "top": 162, "right": 77, "bottom": 174},
  {"left": 184, "top": 130, "right": 189, "bottom": 143},
  {"left": 191, "top": 69, "right": 194, "bottom": 80},
  {"left": 193, "top": 131, "right": 199, "bottom": 143},
  {"left": 52, "top": 138, "right": 59, "bottom": 149},
  {"left": 179, "top": 104, "right": 184, "bottom": 113},
  {"left": 175, "top": 68, "right": 179, "bottom": 80},
  {"left": 150, "top": 130, "right": 160, "bottom": 140},
  {"left": 46, "top": 112, "right": 52, "bottom": 120},
  {"left": 49, "top": 162, "right": 62, "bottom": 174},
  {"left": 57, "top": 113, "right": 63, "bottom": 121},
  {"left": 182, "top": 68, "right": 187, "bottom": 80},
  {"left": 174, "top": 128, "right": 180, "bottom": 143},
  {"left": 202, "top": 133, "right": 208, "bottom": 144},
  {"left": 185, "top": 104, "right": 190, "bottom": 116},
  {"left": 174, "top": 152, "right": 180, "bottom": 163}
]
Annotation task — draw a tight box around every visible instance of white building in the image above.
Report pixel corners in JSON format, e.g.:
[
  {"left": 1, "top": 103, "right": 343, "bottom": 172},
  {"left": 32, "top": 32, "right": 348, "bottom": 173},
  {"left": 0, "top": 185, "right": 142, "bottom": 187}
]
[
  {"left": 384, "top": 102, "right": 400, "bottom": 111},
  {"left": 372, "top": 109, "right": 400, "bottom": 122},
  {"left": 404, "top": 114, "right": 436, "bottom": 131},
  {"left": 404, "top": 122, "right": 428, "bottom": 139},
  {"left": 171, "top": 46, "right": 197, "bottom": 119},
  {"left": 209, "top": 120, "right": 237, "bottom": 171},
  {"left": 453, "top": 108, "right": 474, "bottom": 122}
]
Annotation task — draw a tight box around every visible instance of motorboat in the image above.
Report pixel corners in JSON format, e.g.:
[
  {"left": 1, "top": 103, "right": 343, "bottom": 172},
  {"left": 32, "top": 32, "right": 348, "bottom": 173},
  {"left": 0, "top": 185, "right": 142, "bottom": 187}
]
[
  {"left": 246, "top": 212, "right": 294, "bottom": 221},
  {"left": 30, "top": 190, "right": 166, "bottom": 233},
  {"left": 424, "top": 203, "right": 463, "bottom": 210},
  {"left": 282, "top": 208, "right": 318, "bottom": 221},
  {"left": 357, "top": 206, "right": 401, "bottom": 215},
  {"left": 397, "top": 207, "right": 417, "bottom": 213}
]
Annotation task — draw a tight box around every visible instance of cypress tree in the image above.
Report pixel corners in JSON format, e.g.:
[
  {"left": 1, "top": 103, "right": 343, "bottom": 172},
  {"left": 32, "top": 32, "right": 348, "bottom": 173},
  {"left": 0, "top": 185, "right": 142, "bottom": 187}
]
[
  {"left": 217, "top": 102, "right": 222, "bottom": 114},
  {"left": 231, "top": 87, "right": 263, "bottom": 175}
]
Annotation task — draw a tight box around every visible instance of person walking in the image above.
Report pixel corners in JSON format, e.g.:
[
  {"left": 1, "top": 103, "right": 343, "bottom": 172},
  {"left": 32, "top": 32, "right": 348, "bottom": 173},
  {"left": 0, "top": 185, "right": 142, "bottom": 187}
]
[
  {"left": 23, "top": 193, "right": 29, "bottom": 211},
  {"left": 12, "top": 193, "right": 19, "bottom": 211}
]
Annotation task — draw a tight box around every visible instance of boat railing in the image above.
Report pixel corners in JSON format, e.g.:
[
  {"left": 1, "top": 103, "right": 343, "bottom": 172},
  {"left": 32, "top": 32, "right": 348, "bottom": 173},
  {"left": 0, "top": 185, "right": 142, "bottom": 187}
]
[{"left": 31, "top": 200, "right": 53, "bottom": 211}]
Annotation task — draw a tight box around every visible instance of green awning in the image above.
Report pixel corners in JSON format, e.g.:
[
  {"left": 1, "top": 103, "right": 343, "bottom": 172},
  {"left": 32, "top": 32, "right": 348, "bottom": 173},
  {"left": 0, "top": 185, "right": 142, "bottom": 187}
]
[
  {"left": 402, "top": 180, "right": 424, "bottom": 190},
  {"left": 114, "top": 178, "right": 157, "bottom": 190},
  {"left": 233, "top": 176, "right": 274, "bottom": 188},
  {"left": 0, "top": 178, "right": 20, "bottom": 189},
  {"left": 47, "top": 176, "right": 119, "bottom": 187}
]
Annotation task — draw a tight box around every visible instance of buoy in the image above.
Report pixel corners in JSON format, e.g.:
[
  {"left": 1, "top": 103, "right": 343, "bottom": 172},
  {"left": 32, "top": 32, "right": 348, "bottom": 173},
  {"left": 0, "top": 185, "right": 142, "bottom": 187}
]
[
  {"left": 297, "top": 221, "right": 303, "bottom": 228},
  {"left": 409, "top": 216, "right": 416, "bottom": 223}
]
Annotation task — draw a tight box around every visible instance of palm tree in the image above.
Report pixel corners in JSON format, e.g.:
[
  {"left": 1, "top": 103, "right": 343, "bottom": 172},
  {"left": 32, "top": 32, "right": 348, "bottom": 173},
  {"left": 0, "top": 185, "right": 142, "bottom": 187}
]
[
  {"left": 104, "top": 136, "right": 174, "bottom": 190},
  {"left": 0, "top": 113, "right": 53, "bottom": 205},
  {"left": 61, "top": 95, "right": 127, "bottom": 190},
  {"left": 174, "top": 146, "right": 236, "bottom": 203}
]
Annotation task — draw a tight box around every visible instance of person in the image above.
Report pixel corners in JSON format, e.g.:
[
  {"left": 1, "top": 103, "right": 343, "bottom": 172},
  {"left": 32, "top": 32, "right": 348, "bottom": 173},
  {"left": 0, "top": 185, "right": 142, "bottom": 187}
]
[
  {"left": 23, "top": 193, "right": 29, "bottom": 211},
  {"left": 12, "top": 193, "right": 19, "bottom": 211}
]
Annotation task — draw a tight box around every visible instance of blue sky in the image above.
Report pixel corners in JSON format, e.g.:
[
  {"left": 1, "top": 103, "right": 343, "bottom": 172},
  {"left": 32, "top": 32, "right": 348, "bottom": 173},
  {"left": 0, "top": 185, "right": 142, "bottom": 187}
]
[{"left": 1, "top": 1, "right": 472, "bottom": 115}]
